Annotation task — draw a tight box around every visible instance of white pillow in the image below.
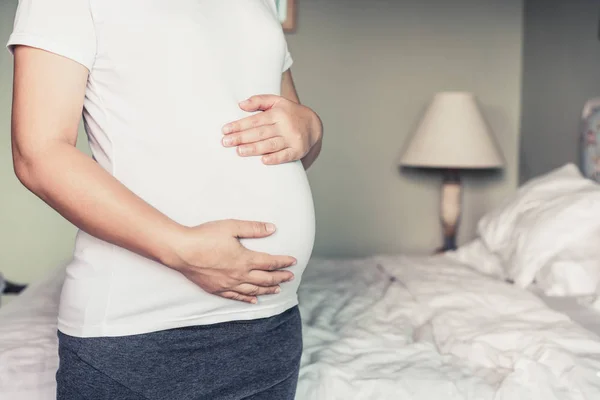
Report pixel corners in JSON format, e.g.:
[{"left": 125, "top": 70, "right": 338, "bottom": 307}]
[
  {"left": 535, "top": 229, "right": 600, "bottom": 297},
  {"left": 473, "top": 163, "right": 600, "bottom": 295},
  {"left": 448, "top": 238, "right": 506, "bottom": 280}
]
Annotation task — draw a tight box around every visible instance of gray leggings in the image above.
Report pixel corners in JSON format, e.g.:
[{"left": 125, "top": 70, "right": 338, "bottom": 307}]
[{"left": 56, "top": 306, "right": 302, "bottom": 400}]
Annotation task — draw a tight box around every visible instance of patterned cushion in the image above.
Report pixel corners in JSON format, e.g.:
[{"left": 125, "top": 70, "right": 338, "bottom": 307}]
[{"left": 580, "top": 98, "right": 600, "bottom": 182}]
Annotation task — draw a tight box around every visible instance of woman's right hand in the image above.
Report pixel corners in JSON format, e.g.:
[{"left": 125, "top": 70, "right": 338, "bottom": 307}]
[{"left": 165, "top": 220, "right": 296, "bottom": 304}]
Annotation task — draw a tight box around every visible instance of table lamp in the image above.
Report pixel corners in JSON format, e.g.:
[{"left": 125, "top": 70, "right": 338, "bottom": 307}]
[{"left": 399, "top": 92, "right": 504, "bottom": 252}]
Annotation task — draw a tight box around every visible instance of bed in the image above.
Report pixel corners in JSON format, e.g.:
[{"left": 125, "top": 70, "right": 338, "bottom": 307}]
[
  {"left": 3, "top": 254, "right": 600, "bottom": 400},
  {"left": 298, "top": 255, "right": 600, "bottom": 400},
  {"left": 3, "top": 164, "right": 600, "bottom": 400}
]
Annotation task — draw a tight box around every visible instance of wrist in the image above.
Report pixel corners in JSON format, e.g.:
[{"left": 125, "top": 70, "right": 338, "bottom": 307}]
[{"left": 156, "top": 222, "right": 190, "bottom": 270}]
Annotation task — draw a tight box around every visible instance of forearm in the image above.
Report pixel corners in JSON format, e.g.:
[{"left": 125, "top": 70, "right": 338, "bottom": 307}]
[{"left": 14, "top": 141, "right": 183, "bottom": 267}]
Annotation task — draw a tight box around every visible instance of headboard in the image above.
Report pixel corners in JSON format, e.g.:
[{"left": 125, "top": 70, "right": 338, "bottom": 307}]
[{"left": 580, "top": 98, "right": 600, "bottom": 182}]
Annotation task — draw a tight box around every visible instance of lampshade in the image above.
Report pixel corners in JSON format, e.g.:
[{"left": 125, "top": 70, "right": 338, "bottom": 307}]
[{"left": 399, "top": 92, "right": 504, "bottom": 169}]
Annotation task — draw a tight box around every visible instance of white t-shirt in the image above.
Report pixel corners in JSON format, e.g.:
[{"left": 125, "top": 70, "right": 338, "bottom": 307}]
[{"left": 7, "top": 0, "right": 315, "bottom": 338}]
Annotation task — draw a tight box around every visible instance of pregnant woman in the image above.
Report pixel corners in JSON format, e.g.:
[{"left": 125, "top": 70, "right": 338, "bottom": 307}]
[{"left": 8, "top": 0, "right": 322, "bottom": 399}]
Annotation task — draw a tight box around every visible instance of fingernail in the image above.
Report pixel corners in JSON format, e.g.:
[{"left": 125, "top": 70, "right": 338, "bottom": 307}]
[
  {"left": 275, "top": 287, "right": 281, "bottom": 294},
  {"left": 222, "top": 124, "right": 232, "bottom": 134},
  {"left": 222, "top": 137, "right": 233, "bottom": 146},
  {"left": 266, "top": 223, "right": 276, "bottom": 233},
  {"left": 288, "top": 275, "right": 295, "bottom": 281},
  {"left": 238, "top": 147, "right": 248, "bottom": 156},
  {"left": 251, "top": 298, "right": 257, "bottom": 304},
  {"left": 292, "top": 259, "right": 297, "bottom": 266}
]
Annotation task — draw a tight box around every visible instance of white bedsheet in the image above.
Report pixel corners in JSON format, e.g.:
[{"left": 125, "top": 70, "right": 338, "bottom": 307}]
[
  {"left": 2, "top": 256, "right": 600, "bottom": 399},
  {"left": 296, "top": 256, "right": 600, "bottom": 400},
  {"left": 0, "top": 266, "right": 64, "bottom": 400},
  {"left": 537, "top": 293, "right": 600, "bottom": 338}
]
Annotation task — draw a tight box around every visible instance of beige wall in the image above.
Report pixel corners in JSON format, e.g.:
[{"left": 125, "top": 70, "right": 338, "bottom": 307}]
[
  {"left": 0, "top": 0, "right": 523, "bottom": 284},
  {"left": 290, "top": 0, "right": 523, "bottom": 257}
]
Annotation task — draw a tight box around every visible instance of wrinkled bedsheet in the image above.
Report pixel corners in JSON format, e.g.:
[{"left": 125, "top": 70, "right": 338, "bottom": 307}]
[{"left": 296, "top": 256, "right": 600, "bottom": 400}]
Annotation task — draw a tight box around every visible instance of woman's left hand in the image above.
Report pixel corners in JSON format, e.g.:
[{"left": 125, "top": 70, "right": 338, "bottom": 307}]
[{"left": 221, "top": 95, "right": 322, "bottom": 165}]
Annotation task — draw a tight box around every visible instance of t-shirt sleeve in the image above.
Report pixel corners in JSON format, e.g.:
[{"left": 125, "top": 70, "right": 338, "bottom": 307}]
[
  {"left": 282, "top": 41, "right": 293, "bottom": 73},
  {"left": 6, "top": 0, "right": 97, "bottom": 71}
]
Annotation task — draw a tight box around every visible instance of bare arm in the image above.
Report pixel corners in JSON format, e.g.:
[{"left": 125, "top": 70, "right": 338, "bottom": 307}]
[
  {"left": 281, "top": 70, "right": 323, "bottom": 170},
  {"left": 12, "top": 46, "right": 183, "bottom": 266}
]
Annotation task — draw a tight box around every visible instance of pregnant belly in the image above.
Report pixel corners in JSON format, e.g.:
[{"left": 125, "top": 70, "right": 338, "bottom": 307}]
[
  {"left": 116, "top": 139, "right": 316, "bottom": 266},
  {"left": 196, "top": 154, "right": 317, "bottom": 266},
  {"left": 62, "top": 137, "right": 315, "bottom": 331}
]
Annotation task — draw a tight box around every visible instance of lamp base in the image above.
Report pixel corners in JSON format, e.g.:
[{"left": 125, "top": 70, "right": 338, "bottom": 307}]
[
  {"left": 437, "top": 170, "right": 462, "bottom": 253},
  {"left": 438, "top": 235, "right": 458, "bottom": 253}
]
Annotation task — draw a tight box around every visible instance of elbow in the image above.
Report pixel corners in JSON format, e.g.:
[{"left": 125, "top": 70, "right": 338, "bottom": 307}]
[
  {"left": 12, "top": 132, "right": 76, "bottom": 194},
  {"left": 13, "top": 156, "right": 35, "bottom": 191},
  {"left": 12, "top": 148, "right": 43, "bottom": 194}
]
